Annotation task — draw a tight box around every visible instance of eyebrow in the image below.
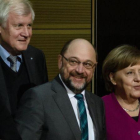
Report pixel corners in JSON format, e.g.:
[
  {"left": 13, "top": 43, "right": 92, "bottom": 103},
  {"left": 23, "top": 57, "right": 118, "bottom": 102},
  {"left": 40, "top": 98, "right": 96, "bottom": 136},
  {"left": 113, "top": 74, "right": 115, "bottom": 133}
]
[
  {"left": 68, "top": 57, "right": 98, "bottom": 65},
  {"left": 72, "top": 56, "right": 95, "bottom": 61}
]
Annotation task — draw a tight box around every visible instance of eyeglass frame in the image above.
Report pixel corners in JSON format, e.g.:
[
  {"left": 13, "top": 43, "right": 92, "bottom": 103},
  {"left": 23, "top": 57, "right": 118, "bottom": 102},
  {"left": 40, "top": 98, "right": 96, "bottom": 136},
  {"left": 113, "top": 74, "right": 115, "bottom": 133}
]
[{"left": 61, "top": 55, "right": 97, "bottom": 69}]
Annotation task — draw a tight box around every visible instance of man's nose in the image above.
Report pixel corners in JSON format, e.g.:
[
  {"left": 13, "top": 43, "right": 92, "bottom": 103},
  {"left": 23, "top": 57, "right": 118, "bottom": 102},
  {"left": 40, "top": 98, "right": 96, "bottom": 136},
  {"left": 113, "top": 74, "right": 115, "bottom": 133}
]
[
  {"left": 21, "top": 26, "right": 30, "bottom": 37},
  {"left": 75, "top": 63, "right": 85, "bottom": 73}
]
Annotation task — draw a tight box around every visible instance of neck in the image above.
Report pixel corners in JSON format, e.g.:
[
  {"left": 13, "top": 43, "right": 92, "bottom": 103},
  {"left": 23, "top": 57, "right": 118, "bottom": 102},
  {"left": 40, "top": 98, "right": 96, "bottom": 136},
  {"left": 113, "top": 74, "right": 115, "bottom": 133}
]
[
  {"left": 115, "top": 94, "right": 140, "bottom": 116},
  {"left": 1, "top": 40, "right": 21, "bottom": 56}
]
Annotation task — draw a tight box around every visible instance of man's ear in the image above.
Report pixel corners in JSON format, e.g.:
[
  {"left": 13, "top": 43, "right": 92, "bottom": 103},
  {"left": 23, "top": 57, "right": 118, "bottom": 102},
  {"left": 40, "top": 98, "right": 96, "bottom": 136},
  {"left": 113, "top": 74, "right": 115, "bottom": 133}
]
[
  {"left": 0, "top": 25, "right": 3, "bottom": 34},
  {"left": 0, "top": 26, "right": 1, "bottom": 33},
  {"left": 109, "top": 72, "right": 116, "bottom": 85},
  {"left": 58, "top": 55, "right": 62, "bottom": 70}
]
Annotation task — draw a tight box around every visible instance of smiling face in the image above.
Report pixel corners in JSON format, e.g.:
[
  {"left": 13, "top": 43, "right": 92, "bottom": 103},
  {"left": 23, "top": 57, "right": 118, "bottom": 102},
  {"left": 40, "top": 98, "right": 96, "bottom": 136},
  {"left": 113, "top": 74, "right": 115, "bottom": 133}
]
[
  {"left": 0, "top": 12, "right": 32, "bottom": 55},
  {"left": 110, "top": 64, "right": 140, "bottom": 100},
  {"left": 58, "top": 39, "right": 97, "bottom": 93}
]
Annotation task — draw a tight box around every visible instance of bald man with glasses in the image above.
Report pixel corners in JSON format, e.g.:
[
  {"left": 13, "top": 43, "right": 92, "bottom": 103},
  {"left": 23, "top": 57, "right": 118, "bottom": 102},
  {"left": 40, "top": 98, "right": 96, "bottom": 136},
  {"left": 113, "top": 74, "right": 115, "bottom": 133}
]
[{"left": 16, "top": 38, "right": 106, "bottom": 140}]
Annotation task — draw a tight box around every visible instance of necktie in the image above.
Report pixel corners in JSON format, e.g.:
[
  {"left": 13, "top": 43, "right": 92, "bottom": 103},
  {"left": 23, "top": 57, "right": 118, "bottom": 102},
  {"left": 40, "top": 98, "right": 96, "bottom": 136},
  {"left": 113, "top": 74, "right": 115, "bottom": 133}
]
[
  {"left": 75, "top": 94, "right": 88, "bottom": 140},
  {"left": 7, "top": 55, "right": 17, "bottom": 72}
]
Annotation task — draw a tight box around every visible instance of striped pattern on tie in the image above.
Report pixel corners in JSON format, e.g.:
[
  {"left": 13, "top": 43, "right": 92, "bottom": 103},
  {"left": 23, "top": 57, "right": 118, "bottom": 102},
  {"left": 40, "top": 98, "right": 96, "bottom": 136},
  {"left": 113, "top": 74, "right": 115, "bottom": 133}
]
[
  {"left": 7, "top": 55, "right": 17, "bottom": 72},
  {"left": 75, "top": 94, "right": 88, "bottom": 140}
]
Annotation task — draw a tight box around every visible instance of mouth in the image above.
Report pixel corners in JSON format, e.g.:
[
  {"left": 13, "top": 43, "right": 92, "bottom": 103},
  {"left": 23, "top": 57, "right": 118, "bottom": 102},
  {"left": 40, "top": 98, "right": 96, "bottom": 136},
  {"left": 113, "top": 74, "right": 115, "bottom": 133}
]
[
  {"left": 71, "top": 75, "right": 86, "bottom": 82},
  {"left": 73, "top": 76, "right": 84, "bottom": 80},
  {"left": 18, "top": 39, "right": 27, "bottom": 42},
  {"left": 134, "top": 86, "right": 140, "bottom": 90},
  {"left": 18, "top": 40, "right": 29, "bottom": 44},
  {"left": 69, "top": 71, "right": 87, "bottom": 82}
]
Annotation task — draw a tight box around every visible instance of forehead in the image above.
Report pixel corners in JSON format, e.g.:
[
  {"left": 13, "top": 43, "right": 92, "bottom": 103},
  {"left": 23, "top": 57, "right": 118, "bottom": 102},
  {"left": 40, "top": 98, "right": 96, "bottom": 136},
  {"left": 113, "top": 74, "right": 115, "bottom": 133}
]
[
  {"left": 116, "top": 64, "right": 140, "bottom": 74},
  {"left": 65, "top": 40, "right": 96, "bottom": 62},
  {"left": 125, "top": 64, "right": 140, "bottom": 70},
  {"left": 7, "top": 12, "right": 32, "bottom": 24}
]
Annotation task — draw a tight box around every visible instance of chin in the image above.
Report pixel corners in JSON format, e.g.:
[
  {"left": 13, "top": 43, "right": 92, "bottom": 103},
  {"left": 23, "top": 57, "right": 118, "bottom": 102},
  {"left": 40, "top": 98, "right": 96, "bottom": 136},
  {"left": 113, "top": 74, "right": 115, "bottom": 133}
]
[
  {"left": 72, "top": 83, "right": 84, "bottom": 89},
  {"left": 131, "top": 93, "right": 140, "bottom": 99},
  {"left": 18, "top": 45, "right": 28, "bottom": 51},
  {"left": 71, "top": 81, "right": 86, "bottom": 91}
]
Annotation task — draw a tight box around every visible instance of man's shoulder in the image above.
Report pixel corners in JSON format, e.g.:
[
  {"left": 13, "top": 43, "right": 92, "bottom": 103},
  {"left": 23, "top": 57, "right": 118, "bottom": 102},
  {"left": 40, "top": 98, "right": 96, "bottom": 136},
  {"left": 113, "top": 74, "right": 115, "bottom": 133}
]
[
  {"left": 31, "top": 81, "right": 52, "bottom": 92},
  {"left": 86, "top": 90, "right": 102, "bottom": 100},
  {"left": 102, "top": 93, "right": 114, "bottom": 104},
  {"left": 23, "top": 45, "right": 45, "bottom": 61},
  {"left": 29, "top": 76, "right": 59, "bottom": 92},
  {"left": 85, "top": 90, "right": 104, "bottom": 105}
]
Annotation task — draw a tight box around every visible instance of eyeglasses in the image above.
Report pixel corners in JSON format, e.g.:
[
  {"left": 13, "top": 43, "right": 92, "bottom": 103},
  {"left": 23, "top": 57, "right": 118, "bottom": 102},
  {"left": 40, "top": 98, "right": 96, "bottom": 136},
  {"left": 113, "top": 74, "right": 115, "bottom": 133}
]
[{"left": 62, "top": 55, "right": 96, "bottom": 69}]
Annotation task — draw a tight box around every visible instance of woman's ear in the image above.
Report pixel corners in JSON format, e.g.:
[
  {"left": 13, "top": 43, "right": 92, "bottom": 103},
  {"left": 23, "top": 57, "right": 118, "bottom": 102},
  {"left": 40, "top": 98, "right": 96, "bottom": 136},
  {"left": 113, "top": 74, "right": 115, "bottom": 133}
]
[
  {"left": 109, "top": 72, "right": 117, "bottom": 85},
  {"left": 58, "top": 55, "right": 62, "bottom": 70}
]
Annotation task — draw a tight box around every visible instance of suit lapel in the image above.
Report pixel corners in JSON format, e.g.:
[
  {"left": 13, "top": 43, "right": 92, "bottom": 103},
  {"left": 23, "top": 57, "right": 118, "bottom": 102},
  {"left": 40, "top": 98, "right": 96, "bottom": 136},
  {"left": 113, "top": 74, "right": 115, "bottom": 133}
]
[
  {"left": 52, "top": 76, "right": 81, "bottom": 140},
  {"left": 0, "top": 62, "right": 11, "bottom": 112},
  {"left": 85, "top": 91, "right": 99, "bottom": 139}
]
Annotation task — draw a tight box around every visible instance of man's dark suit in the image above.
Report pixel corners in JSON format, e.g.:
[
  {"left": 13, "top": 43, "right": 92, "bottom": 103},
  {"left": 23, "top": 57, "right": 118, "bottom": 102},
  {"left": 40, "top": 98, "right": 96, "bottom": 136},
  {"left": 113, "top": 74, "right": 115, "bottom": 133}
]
[
  {"left": 0, "top": 45, "right": 48, "bottom": 140},
  {"left": 16, "top": 75, "right": 106, "bottom": 140}
]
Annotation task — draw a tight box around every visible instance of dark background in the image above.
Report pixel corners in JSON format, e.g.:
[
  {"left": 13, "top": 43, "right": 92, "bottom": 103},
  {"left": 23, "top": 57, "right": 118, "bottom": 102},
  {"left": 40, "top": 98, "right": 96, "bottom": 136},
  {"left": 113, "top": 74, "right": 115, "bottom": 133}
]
[{"left": 95, "top": 0, "right": 140, "bottom": 96}]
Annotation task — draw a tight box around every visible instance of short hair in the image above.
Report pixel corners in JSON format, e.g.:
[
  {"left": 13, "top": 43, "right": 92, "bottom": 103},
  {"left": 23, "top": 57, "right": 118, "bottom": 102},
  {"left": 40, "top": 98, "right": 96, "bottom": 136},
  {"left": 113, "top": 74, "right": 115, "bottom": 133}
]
[
  {"left": 60, "top": 39, "right": 97, "bottom": 59},
  {"left": 0, "top": 0, "right": 35, "bottom": 28},
  {"left": 60, "top": 39, "right": 73, "bottom": 56},
  {"left": 102, "top": 44, "right": 140, "bottom": 92}
]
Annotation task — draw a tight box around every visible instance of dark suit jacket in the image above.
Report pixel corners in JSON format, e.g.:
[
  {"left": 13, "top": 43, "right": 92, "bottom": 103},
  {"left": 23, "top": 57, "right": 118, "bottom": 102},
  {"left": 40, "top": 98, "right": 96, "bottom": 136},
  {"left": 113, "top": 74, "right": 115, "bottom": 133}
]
[
  {"left": 16, "top": 75, "right": 106, "bottom": 140},
  {"left": 0, "top": 45, "right": 48, "bottom": 140}
]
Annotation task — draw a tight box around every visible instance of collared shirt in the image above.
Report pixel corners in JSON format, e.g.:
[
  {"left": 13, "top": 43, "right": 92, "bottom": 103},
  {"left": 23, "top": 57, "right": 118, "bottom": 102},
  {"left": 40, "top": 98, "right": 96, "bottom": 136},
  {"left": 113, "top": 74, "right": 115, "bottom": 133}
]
[
  {"left": 0, "top": 45, "right": 22, "bottom": 71},
  {"left": 59, "top": 74, "right": 95, "bottom": 140}
]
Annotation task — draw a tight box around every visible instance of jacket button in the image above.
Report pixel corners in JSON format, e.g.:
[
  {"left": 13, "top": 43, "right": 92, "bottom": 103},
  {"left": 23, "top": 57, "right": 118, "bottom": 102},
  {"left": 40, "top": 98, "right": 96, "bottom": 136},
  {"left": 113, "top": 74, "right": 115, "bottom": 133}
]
[{"left": 138, "top": 131, "right": 140, "bottom": 135}]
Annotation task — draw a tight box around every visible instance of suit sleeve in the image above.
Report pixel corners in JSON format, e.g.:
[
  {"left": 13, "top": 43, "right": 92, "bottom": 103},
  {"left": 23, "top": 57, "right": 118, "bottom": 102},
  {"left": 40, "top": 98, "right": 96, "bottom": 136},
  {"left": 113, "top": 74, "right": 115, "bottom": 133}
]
[
  {"left": 0, "top": 102, "right": 21, "bottom": 140},
  {"left": 15, "top": 88, "right": 44, "bottom": 140}
]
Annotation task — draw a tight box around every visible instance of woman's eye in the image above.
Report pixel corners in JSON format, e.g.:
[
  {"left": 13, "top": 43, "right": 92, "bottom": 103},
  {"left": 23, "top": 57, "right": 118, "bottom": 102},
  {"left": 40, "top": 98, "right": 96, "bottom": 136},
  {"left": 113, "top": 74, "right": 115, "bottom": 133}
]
[{"left": 126, "top": 71, "right": 133, "bottom": 75}]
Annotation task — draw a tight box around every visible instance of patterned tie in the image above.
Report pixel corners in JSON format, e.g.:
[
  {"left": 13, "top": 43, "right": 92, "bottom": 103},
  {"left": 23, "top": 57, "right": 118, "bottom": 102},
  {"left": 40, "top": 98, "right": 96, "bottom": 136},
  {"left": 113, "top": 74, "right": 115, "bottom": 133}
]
[
  {"left": 75, "top": 94, "right": 88, "bottom": 140},
  {"left": 7, "top": 55, "right": 17, "bottom": 72}
]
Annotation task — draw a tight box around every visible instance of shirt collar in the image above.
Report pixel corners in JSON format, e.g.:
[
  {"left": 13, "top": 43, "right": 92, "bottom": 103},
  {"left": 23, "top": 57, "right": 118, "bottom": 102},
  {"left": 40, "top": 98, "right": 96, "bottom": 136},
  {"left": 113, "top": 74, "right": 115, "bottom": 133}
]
[
  {"left": 59, "top": 74, "right": 86, "bottom": 100},
  {"left": 0, "top": 45, "right": 22, "bottom": 61}
]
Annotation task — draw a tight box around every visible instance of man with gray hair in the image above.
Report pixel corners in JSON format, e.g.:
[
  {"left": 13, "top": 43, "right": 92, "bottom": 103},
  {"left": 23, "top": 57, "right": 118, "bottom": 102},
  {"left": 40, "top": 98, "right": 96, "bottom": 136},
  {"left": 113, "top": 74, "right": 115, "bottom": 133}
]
[{"left": 0, "top": 0, "right": 48, "bottom": 139}]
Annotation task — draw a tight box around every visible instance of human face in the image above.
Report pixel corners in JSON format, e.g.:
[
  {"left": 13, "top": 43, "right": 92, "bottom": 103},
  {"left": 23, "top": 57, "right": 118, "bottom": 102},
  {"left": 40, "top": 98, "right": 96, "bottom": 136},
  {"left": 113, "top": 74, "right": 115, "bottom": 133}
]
[
  {"left": 110, "top": 64, "right": 140, "bottom": 100},
  {"left": 0, "top": 12, "right": 32, "bottom": 55},
  {"left": 58, "top": 39, "right": 97, "bottom": 93}
]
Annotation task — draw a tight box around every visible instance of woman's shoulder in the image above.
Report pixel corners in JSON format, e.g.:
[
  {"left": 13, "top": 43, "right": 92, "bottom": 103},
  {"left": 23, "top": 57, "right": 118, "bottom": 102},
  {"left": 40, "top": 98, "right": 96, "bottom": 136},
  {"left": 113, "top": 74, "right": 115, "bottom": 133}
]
[{"left": 102, "top": 93, "right": 114, "bottom": 102}]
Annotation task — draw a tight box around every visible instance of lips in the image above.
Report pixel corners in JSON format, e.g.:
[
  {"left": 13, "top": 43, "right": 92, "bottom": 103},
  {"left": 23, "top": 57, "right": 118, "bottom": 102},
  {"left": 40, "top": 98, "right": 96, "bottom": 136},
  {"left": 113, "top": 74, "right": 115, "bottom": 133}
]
[
  {"left": 73, "top": 76, "right": 84, "bottom": 80},
  {"left": 18, "top": 39, "right": 26, "bottom": 41},
  {"left": 18, "top": 40, "right": 29, "bottom": 44},
  {"left": 70, "top": 71, "right": 86, "bottom": 78},
  {"left": 70, "top": 74, "right": 86, "bottom": 84},
  {"left": 134, "top": 86, "right": 140, "bottom": 90},
  {"left": 69, "top": 71, "right": 87, "bottom": 83}
]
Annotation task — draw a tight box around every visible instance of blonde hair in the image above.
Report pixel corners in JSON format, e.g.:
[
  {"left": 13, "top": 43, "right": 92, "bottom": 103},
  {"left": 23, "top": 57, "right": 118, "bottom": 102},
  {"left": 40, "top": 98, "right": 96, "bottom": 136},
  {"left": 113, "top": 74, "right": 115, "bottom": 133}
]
[{"left": 102, "top": 44, "right": 140, "bottom": 92}]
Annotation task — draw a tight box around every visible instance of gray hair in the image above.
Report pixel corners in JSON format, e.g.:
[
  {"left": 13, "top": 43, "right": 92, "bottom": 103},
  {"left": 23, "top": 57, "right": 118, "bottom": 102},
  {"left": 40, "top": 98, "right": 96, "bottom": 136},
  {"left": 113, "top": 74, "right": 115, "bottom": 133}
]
[{"left": 0, "top": 0, "right": 35, "bottom": 27}]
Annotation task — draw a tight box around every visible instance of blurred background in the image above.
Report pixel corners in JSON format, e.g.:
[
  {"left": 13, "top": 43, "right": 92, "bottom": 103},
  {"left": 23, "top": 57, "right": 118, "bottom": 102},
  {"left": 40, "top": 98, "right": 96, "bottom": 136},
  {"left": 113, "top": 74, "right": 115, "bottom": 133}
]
[{"left": 30, "top": 0, "right": 140, "bottom": 96}]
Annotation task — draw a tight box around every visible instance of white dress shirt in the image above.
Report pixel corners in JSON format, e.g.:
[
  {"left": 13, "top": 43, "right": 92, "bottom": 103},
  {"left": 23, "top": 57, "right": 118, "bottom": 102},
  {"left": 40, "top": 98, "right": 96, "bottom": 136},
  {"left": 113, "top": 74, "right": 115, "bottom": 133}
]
[{"left": 59, "top": 74, "right": 95, "bottom": 140}]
